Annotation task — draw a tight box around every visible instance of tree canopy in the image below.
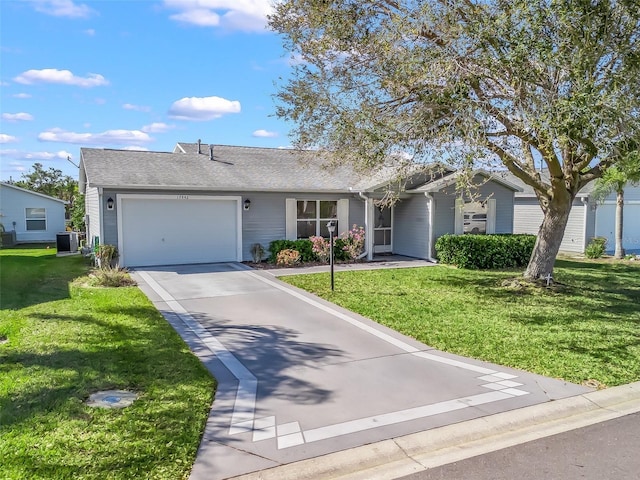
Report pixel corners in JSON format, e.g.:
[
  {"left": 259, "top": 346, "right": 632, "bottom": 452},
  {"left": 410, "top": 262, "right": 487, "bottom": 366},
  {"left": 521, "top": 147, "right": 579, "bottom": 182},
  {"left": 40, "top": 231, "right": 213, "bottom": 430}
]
[
  {"left": 12, "top": 163, "right": 84, "bottom": 230},
  {"left": 270, "top": 0, "right": 640, "bottom": 279}
]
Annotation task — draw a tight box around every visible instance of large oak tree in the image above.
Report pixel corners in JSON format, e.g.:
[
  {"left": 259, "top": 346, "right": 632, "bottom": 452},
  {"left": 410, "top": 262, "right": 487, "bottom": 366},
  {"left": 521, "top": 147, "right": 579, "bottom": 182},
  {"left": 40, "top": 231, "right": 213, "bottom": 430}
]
[{"left": 269, "top": 0, "right": 640, "bottom": 279}]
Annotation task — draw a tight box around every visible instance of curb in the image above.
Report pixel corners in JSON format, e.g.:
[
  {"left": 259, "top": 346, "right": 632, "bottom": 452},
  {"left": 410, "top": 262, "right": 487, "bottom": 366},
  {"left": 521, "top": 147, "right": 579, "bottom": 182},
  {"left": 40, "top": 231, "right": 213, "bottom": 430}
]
[{"left": 229, "top": 382, "right": 640, "bottom": 480}]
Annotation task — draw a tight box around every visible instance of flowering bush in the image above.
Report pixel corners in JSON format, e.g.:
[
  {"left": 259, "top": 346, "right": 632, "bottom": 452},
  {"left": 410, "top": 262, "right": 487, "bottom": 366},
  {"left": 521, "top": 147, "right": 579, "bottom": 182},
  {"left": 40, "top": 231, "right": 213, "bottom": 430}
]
[
  {"left": 340, "top": 225, "right": 366, "bottom": 260},
  {"left": 276, "top": 248, "right": 301, "bottom": 266},
  {"left": 310, "top": 236, "right": 330, "bottom": 263}
]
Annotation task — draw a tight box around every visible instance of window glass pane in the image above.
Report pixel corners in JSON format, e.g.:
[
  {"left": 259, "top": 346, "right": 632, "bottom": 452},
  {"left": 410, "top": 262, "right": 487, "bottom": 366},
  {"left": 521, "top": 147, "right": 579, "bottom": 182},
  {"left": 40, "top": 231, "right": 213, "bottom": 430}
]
[
  {"left": 26, "top": 219, "right": 46, "bottom": 231},
  {"left": 26, "top": 208, "right": 46, "bottom": 219},
  {"left": 297, "top": 221, "right": 316, "bottom": 239},
  {"left": 375, "top": 207, "right": 391, "bottom": 228},
  {"left": 374, "top": 230, "right": 385, "bottom": 245},
  {"left": 319, "top": 221, "right": 337, "bottom": 239},
  {"left": 319, "top": 201, "right": 337, "bottom": 219},
  {"left": 297, "top": 200, "right": 316, "bottom": 219},
  {"left": 463, "top": 201, "right": 487, "bottom": 234}
]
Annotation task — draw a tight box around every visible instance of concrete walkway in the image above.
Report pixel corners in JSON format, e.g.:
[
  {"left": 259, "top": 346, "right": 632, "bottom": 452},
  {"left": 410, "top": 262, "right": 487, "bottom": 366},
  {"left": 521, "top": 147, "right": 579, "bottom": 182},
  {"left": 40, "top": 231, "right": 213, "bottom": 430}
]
[
  {"left": 262, "top": 255, "right": 437, "bottom": 277},
  {"left": 132, "top": 262, "right": 593, "bottom": 480}
]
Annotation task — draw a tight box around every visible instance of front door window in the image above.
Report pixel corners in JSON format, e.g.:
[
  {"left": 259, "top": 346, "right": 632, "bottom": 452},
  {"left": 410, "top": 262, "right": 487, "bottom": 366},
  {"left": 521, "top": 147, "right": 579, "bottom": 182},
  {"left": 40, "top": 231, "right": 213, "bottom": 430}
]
[{"left": 374, "top": 206, "right": 392, "bottom": 252}]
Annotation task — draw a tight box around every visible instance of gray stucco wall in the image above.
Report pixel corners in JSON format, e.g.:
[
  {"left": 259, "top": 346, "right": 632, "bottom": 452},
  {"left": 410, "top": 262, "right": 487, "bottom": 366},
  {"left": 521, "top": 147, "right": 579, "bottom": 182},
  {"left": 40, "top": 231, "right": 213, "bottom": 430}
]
[
  {"left": 99, "top": 189, "right": 366, "bottom": 262},
  {"left": 393, "top": 195, "right": 429, "bottom": 258}
]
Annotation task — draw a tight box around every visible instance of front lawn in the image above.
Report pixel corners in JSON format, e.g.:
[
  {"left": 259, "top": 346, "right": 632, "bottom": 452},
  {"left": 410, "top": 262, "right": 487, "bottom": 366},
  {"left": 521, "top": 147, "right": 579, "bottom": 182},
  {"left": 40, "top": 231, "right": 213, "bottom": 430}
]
[
  {"left": 283, "top": 259, "right": 640, "bottom": 387},
  {"left": 0, "top": 247, "right": 215, "bottom": 480}
]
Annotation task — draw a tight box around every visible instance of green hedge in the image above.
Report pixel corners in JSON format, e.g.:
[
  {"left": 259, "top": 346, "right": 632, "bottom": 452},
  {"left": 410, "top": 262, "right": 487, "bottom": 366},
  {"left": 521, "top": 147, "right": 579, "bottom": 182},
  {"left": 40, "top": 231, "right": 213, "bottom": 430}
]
[
  {"left": 269, "top": 239, "right": 316, "bottom": 263},
  {"left": 434, "top": 234, "right": 536, "bottom": 269}
]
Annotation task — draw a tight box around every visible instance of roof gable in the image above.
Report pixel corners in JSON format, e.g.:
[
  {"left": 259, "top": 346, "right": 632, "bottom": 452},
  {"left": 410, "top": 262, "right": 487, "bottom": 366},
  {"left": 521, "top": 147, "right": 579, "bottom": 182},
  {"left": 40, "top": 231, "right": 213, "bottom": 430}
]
[{"left": 0, "top": 182, "right": 68, "bottom": 204}]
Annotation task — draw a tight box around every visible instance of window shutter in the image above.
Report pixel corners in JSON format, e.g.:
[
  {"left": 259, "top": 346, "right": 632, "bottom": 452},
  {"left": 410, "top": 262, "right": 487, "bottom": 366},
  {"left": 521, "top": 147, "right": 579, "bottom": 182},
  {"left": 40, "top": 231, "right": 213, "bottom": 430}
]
[
  {"left": 486, "top": 198, "right": 497, "bottom": 234},
  {"left": 337, "top": 199, "right": 349, "bottom": 236},
  {"left": 285, "top": 198, "right": 297, "bottom": 240},
  {"left": 454, "top": 198, "right": 464, "bottom": 235}
]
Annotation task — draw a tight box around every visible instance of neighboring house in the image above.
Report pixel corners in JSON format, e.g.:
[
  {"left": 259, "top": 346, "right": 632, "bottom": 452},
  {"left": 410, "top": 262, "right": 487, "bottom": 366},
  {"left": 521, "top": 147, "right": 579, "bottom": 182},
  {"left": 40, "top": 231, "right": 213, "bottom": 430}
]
[
  {"left": 0, "top": 182, "right": 67, "bottom": 243},
  {"left": 594, "top": 184, "right": 640, "bottom": 254},
  {"left": 504, "top": 172, "right": 640, "bottom": 254},
  {"left": 79, "top": 142, "right": 521, "bottom": 267}
]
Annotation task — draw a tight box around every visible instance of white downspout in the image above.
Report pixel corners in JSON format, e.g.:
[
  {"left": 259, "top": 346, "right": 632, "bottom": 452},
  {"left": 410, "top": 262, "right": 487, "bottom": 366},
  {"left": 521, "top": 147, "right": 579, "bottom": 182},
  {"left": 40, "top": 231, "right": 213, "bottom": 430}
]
[
  {"left": 358, "top": 192, "right": 373, "bottom": 261},
  {"left": 424, "top": 192, "right": 438, "bottom": 263}
]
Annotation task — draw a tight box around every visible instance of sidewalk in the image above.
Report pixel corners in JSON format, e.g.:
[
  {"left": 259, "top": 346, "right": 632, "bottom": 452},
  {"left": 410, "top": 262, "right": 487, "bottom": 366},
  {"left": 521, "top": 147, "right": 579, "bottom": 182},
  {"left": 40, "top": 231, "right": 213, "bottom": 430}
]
[
  {"left": 230, "top": 381, "right": 640, "bottom": 479},
  {"left": 263, "top": 255, "right": 437, "bottom": 277}
]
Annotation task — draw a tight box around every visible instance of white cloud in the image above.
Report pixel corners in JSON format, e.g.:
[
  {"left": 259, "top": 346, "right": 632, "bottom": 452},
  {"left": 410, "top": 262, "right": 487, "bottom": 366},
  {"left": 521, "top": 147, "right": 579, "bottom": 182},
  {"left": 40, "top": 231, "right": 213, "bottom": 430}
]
[
  {"left": 2, "top": 113, "right": 34, "bottom": 122},
  {"left": 0, "top": 134, "right": 18, "bottom": 144},
  {"left": 252, "top": 129, "right": 278, "bottom": 138},
  {"left": 141, "top": 122, "right": 174, "bottom": 133},
  {"left": 170, "top": 8, "right": 220, "bottom": 26},
  {"left": 0, "top": 81, "right": 10, "bottom": 87},
  {"left": 163, "top": 0, "right": 273, "bottom": 33},
  {"left": 38, "top": 128, "right": 152, "bottom": 145},
  {"left": 14, "top": 69, "right": 109, "bottom": 87},
  {"left": 122, "top": 103, "right": 151, "bottom": 112},
  {"left": 168, "top": 95, "right": 241, "bottom": 121},
  {"left": 29, "top": 0, "right": 94, "bottom": 18},
  {"left": 120, "top": 146, "right": 151, "bottom": 151},
  {"left": 12, "top": 93, "right": 32, "bottom": 99},
  {"left": 84, "top": 28, "right": 96, "bottom": 36},
  {"left": 0, "top": 149, "right": 72, "bottom": 161}
]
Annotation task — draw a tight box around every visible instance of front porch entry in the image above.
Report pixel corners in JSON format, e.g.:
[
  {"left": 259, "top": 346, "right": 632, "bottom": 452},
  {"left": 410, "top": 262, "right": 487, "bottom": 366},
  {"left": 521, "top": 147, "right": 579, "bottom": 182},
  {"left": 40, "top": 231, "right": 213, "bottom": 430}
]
[{"left": 373, "top": 206, "right": 392, "bottom": 254}]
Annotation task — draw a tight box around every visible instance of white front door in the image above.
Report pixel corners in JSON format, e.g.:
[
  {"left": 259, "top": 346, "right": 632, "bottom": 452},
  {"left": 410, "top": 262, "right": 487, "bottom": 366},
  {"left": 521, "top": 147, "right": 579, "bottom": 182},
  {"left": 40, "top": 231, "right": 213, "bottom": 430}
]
[{"left": 373, "top": 206, "right": 392, "bottom": 253}]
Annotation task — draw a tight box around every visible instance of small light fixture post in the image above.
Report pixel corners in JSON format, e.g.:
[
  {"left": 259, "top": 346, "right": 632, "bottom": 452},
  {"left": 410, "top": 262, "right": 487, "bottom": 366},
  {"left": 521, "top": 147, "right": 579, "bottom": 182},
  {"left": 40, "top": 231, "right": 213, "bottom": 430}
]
[{"left": 327, "top": 220, "right": 336, "bottom": 291}]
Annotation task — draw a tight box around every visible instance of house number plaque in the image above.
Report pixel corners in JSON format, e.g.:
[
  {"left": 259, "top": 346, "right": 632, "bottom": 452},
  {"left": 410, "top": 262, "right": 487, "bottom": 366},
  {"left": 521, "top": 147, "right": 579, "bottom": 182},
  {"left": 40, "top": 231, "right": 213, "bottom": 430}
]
[{"left": 177, "top": 195, "right": 189, "bottom": 200}]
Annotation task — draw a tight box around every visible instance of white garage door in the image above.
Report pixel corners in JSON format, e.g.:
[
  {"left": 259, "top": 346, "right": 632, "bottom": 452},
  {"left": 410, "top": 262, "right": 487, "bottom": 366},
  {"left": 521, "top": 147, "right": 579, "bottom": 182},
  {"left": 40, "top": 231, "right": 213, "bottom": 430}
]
[
  {"left": 119, "top": 195, "right": 241, "bottom": 267},
  {"left": 595, "top": 203, "right": 640, "bottom": 254}
]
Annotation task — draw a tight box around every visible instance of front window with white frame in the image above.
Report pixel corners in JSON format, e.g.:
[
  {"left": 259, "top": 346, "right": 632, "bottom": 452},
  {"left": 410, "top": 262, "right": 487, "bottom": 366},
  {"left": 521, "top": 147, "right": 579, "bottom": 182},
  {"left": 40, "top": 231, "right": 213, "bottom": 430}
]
[
  {"left": 296, "top": 200, "right": 337, "bottom": 238},
  {"left": 463, "top": 201, "right": 487, "bottom": 234},
  {"left": 25, "top": 207, "right": 47, "bottom": 231}
]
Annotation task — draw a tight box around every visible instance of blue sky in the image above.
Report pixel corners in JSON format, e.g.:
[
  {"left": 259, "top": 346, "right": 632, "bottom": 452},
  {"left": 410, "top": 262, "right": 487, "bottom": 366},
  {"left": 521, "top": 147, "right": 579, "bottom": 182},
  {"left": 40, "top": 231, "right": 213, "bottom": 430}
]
[{"left": 0, "top": 0, "right": 295, "bottom": 181}]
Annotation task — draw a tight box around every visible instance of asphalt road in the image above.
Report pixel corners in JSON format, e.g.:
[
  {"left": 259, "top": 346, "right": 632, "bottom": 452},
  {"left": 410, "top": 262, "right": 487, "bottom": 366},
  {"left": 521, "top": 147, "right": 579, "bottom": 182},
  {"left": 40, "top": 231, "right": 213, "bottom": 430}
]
[{"left": 398, "top": 412, "right": 640, "bottom": 480}]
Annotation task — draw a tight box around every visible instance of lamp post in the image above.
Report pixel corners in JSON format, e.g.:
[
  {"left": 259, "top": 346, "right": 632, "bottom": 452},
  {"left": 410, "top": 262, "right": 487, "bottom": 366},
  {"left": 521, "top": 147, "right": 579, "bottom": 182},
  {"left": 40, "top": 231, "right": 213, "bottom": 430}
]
[{"left": 327, "top": 220, "right": 336, "bottom": 291}]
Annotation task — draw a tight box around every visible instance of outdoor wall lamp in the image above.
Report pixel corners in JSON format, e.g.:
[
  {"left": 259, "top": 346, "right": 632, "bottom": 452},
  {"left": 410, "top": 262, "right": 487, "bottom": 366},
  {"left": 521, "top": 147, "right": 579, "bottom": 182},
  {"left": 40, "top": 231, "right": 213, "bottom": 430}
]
[
  {"left": 244, "top": 199, "right": 251, "bottom": 211},
  {"left": 106, "top": 197, "right": 114, "bottom": 210}
]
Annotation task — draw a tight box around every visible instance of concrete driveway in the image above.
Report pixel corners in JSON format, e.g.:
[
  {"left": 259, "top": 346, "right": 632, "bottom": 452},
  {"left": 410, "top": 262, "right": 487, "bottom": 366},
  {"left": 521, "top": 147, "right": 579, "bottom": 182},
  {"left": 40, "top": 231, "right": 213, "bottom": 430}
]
[{"left": 132, "top": 263, "right": 590, "bottom": 480}]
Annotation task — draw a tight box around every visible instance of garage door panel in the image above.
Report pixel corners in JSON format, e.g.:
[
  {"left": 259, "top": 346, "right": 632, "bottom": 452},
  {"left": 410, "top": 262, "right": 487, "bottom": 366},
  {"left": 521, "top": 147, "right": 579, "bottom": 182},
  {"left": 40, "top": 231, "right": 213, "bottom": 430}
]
[
  {"left": 596, "top": 204, "right": 640, "bottom": 253},
  {"left": 120, "top": 197, "right": 239, "bottom": 267}
]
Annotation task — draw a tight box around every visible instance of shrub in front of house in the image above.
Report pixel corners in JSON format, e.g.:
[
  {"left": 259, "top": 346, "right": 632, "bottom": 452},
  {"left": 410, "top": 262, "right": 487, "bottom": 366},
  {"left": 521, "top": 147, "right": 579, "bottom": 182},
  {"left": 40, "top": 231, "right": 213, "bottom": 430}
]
[
  {"left": 276, "top": 248, "right": 301, "bottom": 266},
  {"left": 585, "top": 237, "right": 607, "bottom": 259},
  {"left": 269, "top": 239, "right": 316, "bottom": 263},
  {"left": 435, "top": 234, "right": 536, "bottom": 269}
]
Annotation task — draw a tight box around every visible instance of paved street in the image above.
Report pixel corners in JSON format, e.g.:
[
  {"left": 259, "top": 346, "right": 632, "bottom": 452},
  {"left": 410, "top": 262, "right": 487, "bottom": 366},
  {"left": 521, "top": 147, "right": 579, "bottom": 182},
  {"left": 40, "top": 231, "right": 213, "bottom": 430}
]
[{"left": 399, "top": 412, "right": 640, "bottom": 480}]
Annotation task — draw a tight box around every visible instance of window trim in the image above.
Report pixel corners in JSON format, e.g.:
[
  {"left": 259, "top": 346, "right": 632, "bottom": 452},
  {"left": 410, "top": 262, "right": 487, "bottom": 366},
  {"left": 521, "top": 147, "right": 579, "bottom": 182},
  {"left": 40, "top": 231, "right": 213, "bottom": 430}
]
[
  {"left": 296, "top": 200, "right": 338, "bottom": 238},
  {"left": 25, "top": 207, "right": 47, "bottom": 231}
]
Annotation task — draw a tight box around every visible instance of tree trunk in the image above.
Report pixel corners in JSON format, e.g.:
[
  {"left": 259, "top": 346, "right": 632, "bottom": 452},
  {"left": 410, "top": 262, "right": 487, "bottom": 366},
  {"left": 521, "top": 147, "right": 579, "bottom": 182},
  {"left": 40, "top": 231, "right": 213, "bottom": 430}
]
[
  {"left": 614, "top": 189, "right": 625, "bottom": 259},
  {"left": 524, "top": 195, "right": 573, "bottom": 281}
]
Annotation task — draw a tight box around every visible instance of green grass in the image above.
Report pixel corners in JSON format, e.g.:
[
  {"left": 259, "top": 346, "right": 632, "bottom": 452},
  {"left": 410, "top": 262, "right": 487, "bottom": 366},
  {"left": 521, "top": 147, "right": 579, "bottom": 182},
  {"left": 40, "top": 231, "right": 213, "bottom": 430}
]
[
  {"left": 0, "top": 246, "right": 215, "bottom": 480},
  {"left": 283, "top": 259, "right": 640, "bottom": 387}
]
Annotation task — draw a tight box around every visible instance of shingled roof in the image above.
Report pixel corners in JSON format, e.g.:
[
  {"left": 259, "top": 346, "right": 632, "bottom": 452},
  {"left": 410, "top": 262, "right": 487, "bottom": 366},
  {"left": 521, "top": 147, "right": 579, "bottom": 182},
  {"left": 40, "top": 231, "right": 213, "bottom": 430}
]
[{"left": 79, "top": 143, "right": 388, "bottom": 193}]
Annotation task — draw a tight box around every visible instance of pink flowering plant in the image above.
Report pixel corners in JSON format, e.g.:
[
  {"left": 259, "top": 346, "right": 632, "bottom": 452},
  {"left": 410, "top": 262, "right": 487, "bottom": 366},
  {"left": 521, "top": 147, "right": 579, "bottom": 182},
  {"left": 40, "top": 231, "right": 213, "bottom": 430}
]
[
  {"left": 310, "top": 235, "right": 330, "bottom": 263},
  {"left": 340, "top": 224, "right": 365, "bottom": 260}
]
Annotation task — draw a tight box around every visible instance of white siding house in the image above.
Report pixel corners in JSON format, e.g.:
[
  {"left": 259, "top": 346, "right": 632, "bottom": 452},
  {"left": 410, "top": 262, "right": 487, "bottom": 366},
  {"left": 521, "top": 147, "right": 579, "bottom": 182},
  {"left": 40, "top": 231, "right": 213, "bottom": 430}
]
[
  {"left": 0, "top": 183, "right": 67, "bottom": 243},
  {"left": 506, "top": 172, "right": 639, "bottom": 254}
]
